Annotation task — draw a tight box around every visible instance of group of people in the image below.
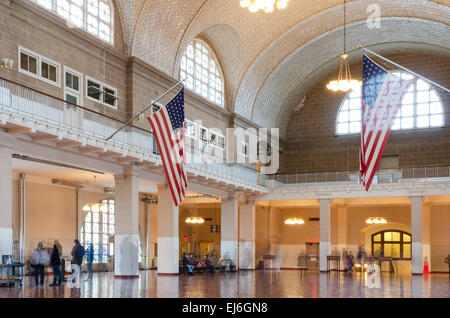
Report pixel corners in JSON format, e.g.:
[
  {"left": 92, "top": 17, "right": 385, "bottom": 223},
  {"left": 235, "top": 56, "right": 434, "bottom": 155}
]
[
  {"left": 341, "top": 247, "right": 368, "bottom": 272},
  {"left": 30, "top": 240, "right": 95, "bottom": 287},
  {"left": 181, "top": 253, "right": 217, "bottom": 275}
]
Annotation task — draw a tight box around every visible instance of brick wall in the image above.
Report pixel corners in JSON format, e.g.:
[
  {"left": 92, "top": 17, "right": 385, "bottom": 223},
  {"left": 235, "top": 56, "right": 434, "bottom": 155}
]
[
  {"left": 281, "top": 52, "right": 450, "bottom": 173},
  {"left": 0, "top": 0, "right": 245, "bottom": 137}
]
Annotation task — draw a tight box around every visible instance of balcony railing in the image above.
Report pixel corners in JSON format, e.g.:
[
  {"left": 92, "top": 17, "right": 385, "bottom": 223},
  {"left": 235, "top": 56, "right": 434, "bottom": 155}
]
[
  {"left": 266, "top": 166, "right": 450, "bottom": 186},
  {"left": 0, "top": 77, "right": 265, "bottom": 190}
]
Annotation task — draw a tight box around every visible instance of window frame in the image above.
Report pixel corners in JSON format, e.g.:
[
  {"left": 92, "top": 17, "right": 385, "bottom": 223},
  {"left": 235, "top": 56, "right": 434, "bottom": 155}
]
[
  {"left": 335, "top": 73, "right": 445, "bottom": 136},
  {"left": 85, "top": 75, "right": 118, "bottom": 109},
  {"left": 64, "top": 66, "right": 83, "bottom": 107},
  {"left": 80, "top": 199, "right": 115, "bottom": 264},
  {"left": 29, "top": 0, "right": 114, "bottom": 45},
  {"left": 371, "top": 230, "right": 412, "bottom": 261},
  {"left": 18, "top": 46, "right": 61, "bottom": 88},
  {"left": 180, "top": 38, "right": 225, "bottom": 108}
]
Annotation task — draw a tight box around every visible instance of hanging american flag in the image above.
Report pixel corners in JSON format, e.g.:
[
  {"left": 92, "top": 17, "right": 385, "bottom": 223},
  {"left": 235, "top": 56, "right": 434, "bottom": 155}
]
[
  {"left": 148, "top": 88, "right": 187, "bottom": 206},
  {"left": 359, "top": 55, "right": 413, "bottom": 191}
]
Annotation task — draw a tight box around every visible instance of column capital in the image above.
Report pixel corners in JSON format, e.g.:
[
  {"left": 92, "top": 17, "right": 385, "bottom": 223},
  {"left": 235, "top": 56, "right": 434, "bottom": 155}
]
[
  {"left": 318, "top": 198, "right": 332, "bottom": 205},
  {"left": 157, "top": 183, "right": 169, "bottom": 192},
  {"left": 409, "top": 196, "right": 424, "bottom": 203}
]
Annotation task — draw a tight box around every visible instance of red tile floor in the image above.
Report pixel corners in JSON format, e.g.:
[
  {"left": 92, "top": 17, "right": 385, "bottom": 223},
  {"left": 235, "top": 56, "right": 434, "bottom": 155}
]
[{"left": 0, "top": 270, "right": 449, "bottom": 298}]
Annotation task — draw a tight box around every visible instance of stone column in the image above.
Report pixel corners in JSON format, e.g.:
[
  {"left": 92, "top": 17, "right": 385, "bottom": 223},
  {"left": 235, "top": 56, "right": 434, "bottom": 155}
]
[
  {"left": 410, "top": 196, "right": 424, "bottom": 275},
  {"left": 0, "top": 132, "right": 14, "bottom": 258},
  {"left": 157, "top": 184, "right": 179, "bottom": 274},
  {"left": 335, "top": 203, "right": 348, "bottom": 270},
  {"left": 114, "top": 168, "right": 140, "bottom": 277},
  {"left": 319, "top": 199, "right": 331, "bottom": 272},
  {"left": 422, "top": 202, "right": 431, "bottom": 271},
  {"left": 221, "top": 194, "right": 239, "bottom": 265},
  {"left": 239, "top": 199, "right": 256, "bottom": 270}
]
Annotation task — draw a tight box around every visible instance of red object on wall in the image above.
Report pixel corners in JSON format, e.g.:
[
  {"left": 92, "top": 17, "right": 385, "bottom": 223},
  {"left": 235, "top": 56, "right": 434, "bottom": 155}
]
[
  {"left": 183, "top": 236, "right": 188, "bottom": 243},
  {"left": 311, "top": 238, "right": 319, "bottom": 243}
]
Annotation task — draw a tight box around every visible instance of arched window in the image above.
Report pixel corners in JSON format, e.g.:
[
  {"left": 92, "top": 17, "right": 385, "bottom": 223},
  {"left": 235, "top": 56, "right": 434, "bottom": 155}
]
[
  {"left": 80, "top": 199, "right": 115, "bottom": 264},
  {"left": 180, "top": 39, "right": 225, "bottom": 107},
  {"left": 372, "top": 230, "right": 411, "bottom": 260},
  {"left": 336, "top": 72, "right": 445, "bottom": 135},
  {"left": 30, "top": 0, "right": 114, "bottom": 44}
]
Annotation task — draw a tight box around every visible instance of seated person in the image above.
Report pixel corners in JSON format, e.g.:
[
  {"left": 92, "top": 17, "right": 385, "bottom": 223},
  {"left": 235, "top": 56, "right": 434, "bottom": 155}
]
[
  {"left": 181, "top": 253, "right": 194, "bottom": 275},
  {"left": 204, "top": 255, "right": 215, "bottom": 273}
]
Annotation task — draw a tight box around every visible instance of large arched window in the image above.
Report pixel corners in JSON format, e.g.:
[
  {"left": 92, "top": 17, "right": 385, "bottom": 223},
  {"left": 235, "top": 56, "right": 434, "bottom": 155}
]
[
  {"left": 336, "top": 72, "right": 445, "bottom": 135},
  {"left": 80, "top": 199, "right": 115, "bottom": 263},
  {"left": 180, "top": 39, "right": 225, "bottom": 107},
  {"left": 372, "top": 230, "right": 411, "bottom": 260},
  {"left": 30, "top": 0, "right": 114, "bottom": 44}
]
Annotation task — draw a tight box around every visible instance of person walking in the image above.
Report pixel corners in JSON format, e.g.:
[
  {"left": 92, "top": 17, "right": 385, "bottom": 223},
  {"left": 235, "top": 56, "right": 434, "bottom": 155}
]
[
  {"left": 49, "top": 242, "right": 62, "bottom": 286},
  {"left": 30, "top": 242, "right": 50, "bottom": 287},
  {"left": 70, "top": 239, "right": 85, "bottom": 287},
  {"left": 85, "top": 243, "right": 94, "bottom": 281}
]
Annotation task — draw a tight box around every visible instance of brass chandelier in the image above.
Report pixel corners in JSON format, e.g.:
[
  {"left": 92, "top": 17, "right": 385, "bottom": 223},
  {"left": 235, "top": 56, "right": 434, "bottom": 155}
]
[
  {"left": 326, "top": 0, "right": 361, "bottom": 92},
  {"left": 240, "top": 0, "right": 289, "bottom": 13}
]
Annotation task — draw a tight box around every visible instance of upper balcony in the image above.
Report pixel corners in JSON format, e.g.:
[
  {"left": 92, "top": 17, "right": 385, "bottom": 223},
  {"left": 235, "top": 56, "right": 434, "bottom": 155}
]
[
  {"left": 260, "top": 166, "right": 450, "bottom": 200},
  {"left": 0, "top": 77, "right": 267, "bottom": 194}
]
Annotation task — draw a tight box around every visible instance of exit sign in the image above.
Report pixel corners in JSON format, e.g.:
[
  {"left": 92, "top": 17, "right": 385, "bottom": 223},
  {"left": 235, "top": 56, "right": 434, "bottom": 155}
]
[{"left": 311, "top": 238, "right": 319, "bottom": 243}]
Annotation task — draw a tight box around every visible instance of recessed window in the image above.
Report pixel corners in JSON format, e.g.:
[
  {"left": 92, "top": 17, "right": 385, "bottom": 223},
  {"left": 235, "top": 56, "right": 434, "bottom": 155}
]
[
  {"left": 86, "top": 77, "right": 118, "bottom": 109},
  {"left": 29, "top": 0, "right": 114, "bottom": 44},
  {"left": 180, "top": 39, "right": 225, "bottom": 107},
  {"left": 87, "top": 80, "right": 101, "bottom": 100},
  {"left": 103, "top": 87, "right": 117, "bottom": 107},
  {"left": 20, "top": 52, "right": 38, "bottom": 75},
  {"left": 80, "top": 199, "right": 115, "bottom": 264},
  {"left": 18, "top": 47, "right": 60, "bottom": 87},
  {"left": 41, "top": 61, "right": 57, "bottom": 82},
  {"left": 372, "top": 230, "right": 411, "bottom": 260},
  {"left": 64, "top": 67, "right": 82, "bottom": 108},
  {"left": 336, "top": 72, "right": 445, "bottom": 135}
]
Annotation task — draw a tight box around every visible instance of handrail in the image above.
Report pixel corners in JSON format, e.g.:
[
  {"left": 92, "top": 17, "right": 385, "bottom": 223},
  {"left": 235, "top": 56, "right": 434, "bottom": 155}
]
[
  {"left": 0, "top": 76, "right": 153, "bottom": 136},
  {"left": 277, "top": 164, "right": 450, "bottom": 175}
]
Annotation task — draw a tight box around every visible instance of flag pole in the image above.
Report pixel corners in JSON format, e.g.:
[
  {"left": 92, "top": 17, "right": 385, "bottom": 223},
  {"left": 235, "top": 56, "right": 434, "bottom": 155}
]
[
  {"left": 360, "top": 46, "right": 450, "bottom": 94},
  {"left": 105, "top": 79, "right": 185, "bottom": 141}
]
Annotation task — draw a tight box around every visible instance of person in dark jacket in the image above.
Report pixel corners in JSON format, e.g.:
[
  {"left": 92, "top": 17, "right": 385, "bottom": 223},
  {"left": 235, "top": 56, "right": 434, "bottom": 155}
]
[
  {"left": 85, "top": 243, "right": 94, "bottom": 281},
  {"left": 49, "top": 243, "right": 62, "bottom": 286},
  {"left": 71, "top": 239, "right": 85, "bottom": 283}
]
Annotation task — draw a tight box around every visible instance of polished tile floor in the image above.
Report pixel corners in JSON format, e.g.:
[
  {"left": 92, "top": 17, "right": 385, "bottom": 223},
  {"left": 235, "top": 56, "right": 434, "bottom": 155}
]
[{"left": 0, "top": 270, "right": 449, "bottom": 298}]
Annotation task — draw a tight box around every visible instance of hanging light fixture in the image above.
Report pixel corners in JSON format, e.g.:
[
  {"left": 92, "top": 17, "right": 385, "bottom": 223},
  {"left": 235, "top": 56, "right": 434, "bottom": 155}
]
[
  {"left": 240, "top": 0, "right": 289, "bottom": 13},
  {"left": 365, "top": 217, "right": 387, "bottom": 225},
  {"left": 82, "top": 175, "right": 107, "bottom": 214},
  {"left": 327, "top": 0, "right": 362, "bottom": 92},
  {"left": 186, "top": 217, "right": 205, "bottom": 224},
  {"left": 285, "top": 218, "right": 305, "bottom": 225}
]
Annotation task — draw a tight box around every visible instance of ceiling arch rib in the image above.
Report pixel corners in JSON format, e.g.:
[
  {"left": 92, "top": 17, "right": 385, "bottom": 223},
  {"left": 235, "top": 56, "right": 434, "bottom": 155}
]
[
  {"left": 278, "top": 42, "right": 450, "bottom": 140},
  {"left": 234, "top": 0, "right": 450, "bottom": 127},
  {"left": 263, "top": 18, "right": 450, "bottom": 139}
]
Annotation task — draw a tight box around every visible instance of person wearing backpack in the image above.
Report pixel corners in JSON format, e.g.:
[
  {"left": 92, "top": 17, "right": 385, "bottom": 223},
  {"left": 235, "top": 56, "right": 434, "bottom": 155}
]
[
  {"left": 30, "top": 242, "right": 50, "bottom": 287},
  {"left": 49, "top": 242, "right": 62, "bottom": 287},
  {"left": 71, "top": 239, "right": 85, "bottom": 286}
]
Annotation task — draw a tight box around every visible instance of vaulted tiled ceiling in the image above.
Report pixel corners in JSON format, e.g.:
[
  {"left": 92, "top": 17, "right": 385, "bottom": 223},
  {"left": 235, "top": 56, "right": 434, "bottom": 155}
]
[{"left": 114, "top": 0, "right": 450, "bottom": 138}]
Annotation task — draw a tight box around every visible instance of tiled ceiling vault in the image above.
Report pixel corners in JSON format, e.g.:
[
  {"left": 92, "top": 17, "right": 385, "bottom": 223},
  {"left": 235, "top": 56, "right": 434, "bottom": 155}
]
[{"left": 114, "top": 0, "right": 450, "bottom": 138}]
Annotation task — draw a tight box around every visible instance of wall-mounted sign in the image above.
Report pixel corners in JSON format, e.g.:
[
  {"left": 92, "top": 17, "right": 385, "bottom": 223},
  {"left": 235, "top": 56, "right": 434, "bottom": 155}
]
[
  {"left": 311, "top": 238, "right": 319, "bottom": 243},
  {"left": 211, "top": 225, "right": 221, "bottom": 233}
]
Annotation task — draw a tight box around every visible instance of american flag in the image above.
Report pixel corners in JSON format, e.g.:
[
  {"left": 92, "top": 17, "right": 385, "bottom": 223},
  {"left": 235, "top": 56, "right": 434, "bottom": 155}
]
[
  {"left": 148, "top": 88, "right": 187, "bottom": 206},
  {"left": 359, "top": 55, "right": 413, "bottom": 191}
]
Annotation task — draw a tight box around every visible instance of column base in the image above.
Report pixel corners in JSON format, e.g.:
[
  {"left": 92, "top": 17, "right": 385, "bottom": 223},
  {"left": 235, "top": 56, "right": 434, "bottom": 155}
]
[{"left": 114, "top": 275, "right": 140, "bottom": 279}]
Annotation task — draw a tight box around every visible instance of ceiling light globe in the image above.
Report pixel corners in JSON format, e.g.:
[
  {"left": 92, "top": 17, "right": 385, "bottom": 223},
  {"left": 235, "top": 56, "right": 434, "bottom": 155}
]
[
  {"left": 276, "top": 0, "right": 288, "bottom": 9},
  {"left": 249, "top": 4, "right": 258, "bottom": 12},
  {"left": 240, "top": 0, "right": 251, "bottom": 7}
]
